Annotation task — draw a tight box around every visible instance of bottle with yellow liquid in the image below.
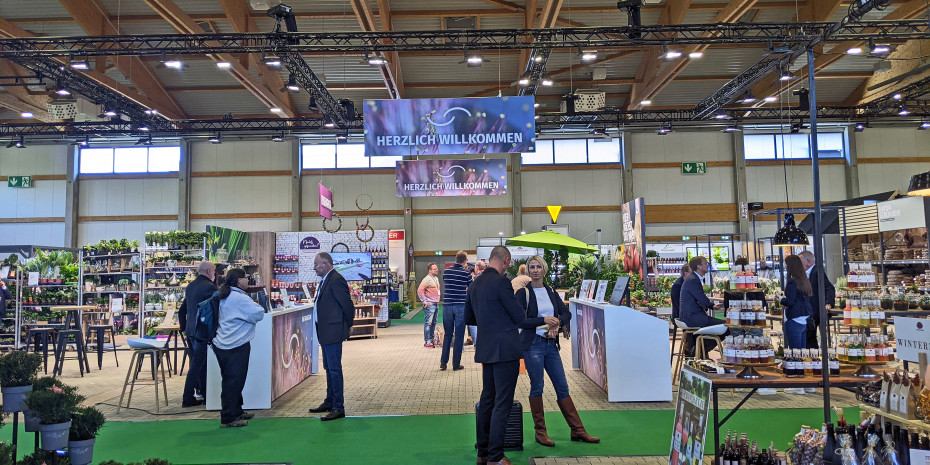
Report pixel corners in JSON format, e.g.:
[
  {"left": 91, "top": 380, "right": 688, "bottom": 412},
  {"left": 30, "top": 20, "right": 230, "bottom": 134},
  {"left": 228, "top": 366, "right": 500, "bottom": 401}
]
[{"left": 859, "top": 300, "right": 871, "bottom": 327}]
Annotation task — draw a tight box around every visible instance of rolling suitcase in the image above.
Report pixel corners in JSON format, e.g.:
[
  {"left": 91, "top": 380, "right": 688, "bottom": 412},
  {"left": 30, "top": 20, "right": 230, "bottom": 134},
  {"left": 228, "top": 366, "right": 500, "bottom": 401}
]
[{"left": 474, "top": 400, "right": 524, "bottom": 451}]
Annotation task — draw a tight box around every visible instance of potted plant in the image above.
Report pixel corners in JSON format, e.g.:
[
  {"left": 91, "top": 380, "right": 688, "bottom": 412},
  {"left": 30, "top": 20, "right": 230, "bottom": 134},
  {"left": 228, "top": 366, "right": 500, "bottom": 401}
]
[
  {"left": 920, "top": 295, "right": 930, "bottom": 311},
  {"left": 25, "top": 381, "right": 84, "bottom": 451},
  {"left": 893, "top": 292, "right": 909, "bottom": 311},
  {"left": 0, "top": 351, "right": 42, "bottom": 412},
  {"left": 130, "top": 239, "right": 140, "bottom": 253},
  {"left": 24, "top": 377, "right": 64, "bottom": 433},
  {"left": 68, "top": 406, "right": 105, "bottom": 465}
]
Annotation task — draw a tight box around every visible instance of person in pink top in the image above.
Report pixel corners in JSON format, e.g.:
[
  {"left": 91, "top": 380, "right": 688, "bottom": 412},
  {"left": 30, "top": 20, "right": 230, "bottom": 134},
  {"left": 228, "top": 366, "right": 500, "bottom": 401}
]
[{"left": 418, "top": 263, "right": 442, "bottom": 347}]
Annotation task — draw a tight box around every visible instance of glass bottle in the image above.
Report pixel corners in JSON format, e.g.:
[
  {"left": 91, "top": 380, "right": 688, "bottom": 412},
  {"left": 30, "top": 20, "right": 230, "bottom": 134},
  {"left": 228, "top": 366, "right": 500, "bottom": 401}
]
[
  {"left": 865, "top": 336, "right": 877, "bottom": 362},
  {"left": 844, "top": 299, "right": 853, "bottom": 325}
]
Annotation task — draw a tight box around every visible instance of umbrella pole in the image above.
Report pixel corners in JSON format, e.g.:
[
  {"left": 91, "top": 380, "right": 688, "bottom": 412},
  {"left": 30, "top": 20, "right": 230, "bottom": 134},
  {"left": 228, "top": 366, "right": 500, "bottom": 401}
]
[{"left": 597, "top": 229, "right": 602, "bottom": 272}]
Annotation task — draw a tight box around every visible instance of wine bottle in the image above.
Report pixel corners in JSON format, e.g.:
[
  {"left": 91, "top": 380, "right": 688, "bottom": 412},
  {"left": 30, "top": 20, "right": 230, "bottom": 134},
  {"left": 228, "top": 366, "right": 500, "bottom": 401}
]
[{"left": 824, "top": 423, "right": 837, "bottom": 465}]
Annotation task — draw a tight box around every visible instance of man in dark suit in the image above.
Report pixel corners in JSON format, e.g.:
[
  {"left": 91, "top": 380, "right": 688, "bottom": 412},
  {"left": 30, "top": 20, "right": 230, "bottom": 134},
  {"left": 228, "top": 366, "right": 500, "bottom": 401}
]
[
  {"left": 800, "top": 250, "right": 836, "bottom": 349},
  {"left": 308, "top": 252, "right": 355, "bottom": 421},
  {"left": 670, "top": 264, "right": 691, "bottom": 321},
  {"left": 465, "top": 246, "right": 557, "bottom": 465},
  {"left": 679, "top": 257, "right": 725, "bottom": 355},
  {"left": 179, "top": 261, "right": 216, "bottom": 408}
]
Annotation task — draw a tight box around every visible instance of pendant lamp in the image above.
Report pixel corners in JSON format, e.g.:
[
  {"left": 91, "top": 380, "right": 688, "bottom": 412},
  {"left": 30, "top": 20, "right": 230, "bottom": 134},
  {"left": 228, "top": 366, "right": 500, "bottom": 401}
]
[
  {"left": 907, "top": 170, "right": 930, "bottom": 196},
  {"left": 773, "top": 213, "right": 809, "bottom": 247}
]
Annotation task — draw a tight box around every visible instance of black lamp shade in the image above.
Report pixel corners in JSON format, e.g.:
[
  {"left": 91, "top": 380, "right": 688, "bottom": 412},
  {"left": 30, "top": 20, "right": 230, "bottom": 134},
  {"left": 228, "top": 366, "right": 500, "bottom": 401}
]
[
  {"left": 773, "top": 213, "right": 809, "bottom": 247},
  {"left": 907, "top": 171, "right": 930, "bottom": 196}
]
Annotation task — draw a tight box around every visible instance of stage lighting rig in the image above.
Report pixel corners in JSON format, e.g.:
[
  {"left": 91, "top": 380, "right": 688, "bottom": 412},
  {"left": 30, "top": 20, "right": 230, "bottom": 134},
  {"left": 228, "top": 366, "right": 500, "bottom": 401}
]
[
  {"left": 267, "top": 3, "right": 299, "bottom": 36},
  {"left": 616, "top": 0, "right": 643, "bottom": 40}
]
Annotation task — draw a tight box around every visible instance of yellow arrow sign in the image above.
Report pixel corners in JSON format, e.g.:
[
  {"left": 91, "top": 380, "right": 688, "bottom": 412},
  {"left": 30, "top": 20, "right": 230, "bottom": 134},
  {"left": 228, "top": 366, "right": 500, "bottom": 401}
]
[{"left": 546, "top": 205, "right": 562, "bottom": 224}]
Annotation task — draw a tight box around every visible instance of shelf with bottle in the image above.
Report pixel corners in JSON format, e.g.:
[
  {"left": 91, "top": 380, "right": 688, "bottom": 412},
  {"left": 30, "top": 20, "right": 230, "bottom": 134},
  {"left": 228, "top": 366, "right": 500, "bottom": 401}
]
[
  {"left": 835, "top": 334, "right": 892, "bottom": 378},
  {"left": 273, "top": 267, "right": 298, "bottom": 274},
  {"left": 781, "top": 347, "right": 840, "bottom": 378},
  {"left": 724, "top": 300, "right": 767, "bottom": 328},
  {"left": 840, "top": 296, "right": 888, "bottom": 328},
  {"left": 717, "top": 430, "right": 784, "bottom": 465}
]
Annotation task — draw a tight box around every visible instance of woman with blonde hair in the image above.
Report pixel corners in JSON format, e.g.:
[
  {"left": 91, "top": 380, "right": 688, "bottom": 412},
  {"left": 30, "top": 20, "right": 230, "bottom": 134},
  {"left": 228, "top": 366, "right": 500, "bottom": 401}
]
[{"left": 515, "top": 255, "right": 599, "bottom": 447}]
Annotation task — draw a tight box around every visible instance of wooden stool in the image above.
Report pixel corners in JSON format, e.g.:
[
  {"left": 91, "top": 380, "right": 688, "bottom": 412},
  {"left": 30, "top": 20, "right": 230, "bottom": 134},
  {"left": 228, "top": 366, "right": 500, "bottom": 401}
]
[
  {"left": 52, "top": 329, "right": 90, "bottom": 377},
  {"left": 117, "top": 348, "right": 168, "bottom": 413},
  {"left": 694, "top": 324, "right": 728, "bottom": 360},
  {"left": 672, "top": 319, "right": 698, "bottom": 385},
  {"left": 85, "top": 324, "right": 119, "bottom": 370},
  {"left": 25, "top": 327, "right": 56, "bottom": 374}
]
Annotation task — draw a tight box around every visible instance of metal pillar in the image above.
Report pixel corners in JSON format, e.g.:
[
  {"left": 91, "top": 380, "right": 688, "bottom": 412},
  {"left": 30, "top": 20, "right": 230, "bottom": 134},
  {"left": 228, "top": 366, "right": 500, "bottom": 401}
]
[
  {"left": 511, "top": 153, "right": 523, "bottom": 238},
  {"left": 844, "top": 126, "right": 861, "bottom": 200},
  {"left": 290, "top": 139, "right": 302, "bottom": 231},
  {"left": 64, "top": 145, "right": 79, "bottom": 247},
  {"left": 177, "top": 138, "right": 192, "bottom": 231}
]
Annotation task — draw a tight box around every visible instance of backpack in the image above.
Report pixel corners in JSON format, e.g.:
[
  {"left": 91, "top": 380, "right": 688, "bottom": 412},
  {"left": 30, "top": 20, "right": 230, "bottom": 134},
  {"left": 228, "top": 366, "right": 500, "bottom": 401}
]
[{"left": 192, "top": 291, "right": 221, "bottom": 344}]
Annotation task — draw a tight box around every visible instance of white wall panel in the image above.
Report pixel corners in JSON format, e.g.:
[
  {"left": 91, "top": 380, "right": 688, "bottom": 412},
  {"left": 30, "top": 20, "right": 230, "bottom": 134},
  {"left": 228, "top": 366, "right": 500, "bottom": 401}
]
[
  {"left": 191, "top": 140, "right": 292, "bottom": 172},
  {"left": 301, "top": 217, "right": 404, "bottom": 234},
  {"left": 646, "top": 222, "right": 740, "bottom": 238},
  {"left": 191, "top": 176, "right": 290, "bottom": 214},
  {"left": 746, "top": 165, "right": 847, "bottom": 203},
  {"left": 302, "top": 174, "right": 403, "bottom": 213},
  {"left": 413, "top": 213, "right": 511, "bottom": 251},
  {"left": 855, "top": 127, "right": 930, "bottom": 159},
  {"left": 190, "top": 218, "right": 294, "bottom": 234},
  {"left": 79, "top": 178, "right": 178, "bottom": 216},
  {"left": 629, "top": 131, "right": 734, "bottom": 163},
  {"left": 0, "top": 145, "right": 68, "bottom": 176},
  {"left": 628, "top": 131, "right": 735, "bottom": 205},
  {"left": 0, "top": 223, "right": 66, "bottom": 247},
  {"left": 78, "top": 220, "right": 178, "bottom": 245},
  {"left": 522, "top": 169, "right": 622, "bottom": 206},
  {"left": 523, "top": 212, "right": 622, "bottom": 245}
]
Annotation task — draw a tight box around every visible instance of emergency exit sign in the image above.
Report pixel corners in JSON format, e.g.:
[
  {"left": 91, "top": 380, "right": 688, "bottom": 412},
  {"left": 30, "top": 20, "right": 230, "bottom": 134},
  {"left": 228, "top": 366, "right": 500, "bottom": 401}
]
[
  {"left": 681, "top": 162, "right": 706, "bottom": 175},
  {"left": 7, "top": 176, "right": 32, "bottom": 188}
]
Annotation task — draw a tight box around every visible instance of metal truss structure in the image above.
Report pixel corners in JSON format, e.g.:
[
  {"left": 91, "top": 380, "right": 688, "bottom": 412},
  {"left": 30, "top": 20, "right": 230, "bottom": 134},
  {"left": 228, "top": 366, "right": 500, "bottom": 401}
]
[{"left": 278, "top": 50, "right": 353, "bottom": 127}]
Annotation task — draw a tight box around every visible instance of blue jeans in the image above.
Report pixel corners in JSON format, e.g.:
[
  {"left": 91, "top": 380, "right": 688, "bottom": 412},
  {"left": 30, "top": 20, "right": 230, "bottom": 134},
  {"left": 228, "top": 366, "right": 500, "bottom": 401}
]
[
  {"left": 523, "top": 335, "right": 570, "bottom": 399},
  {"left": 321, "top": 342, "right": 345, "bottom": 411},
  {"left": 785, "top": 319, "right": 808, "bottom": 349},
  {"left": 468, "top": 325, "right": 478, "bottom": 345},
  {"left": 440, "top": 304, "right": 466, "bottom": 366},
  {"left": 423, "top": 302, "right": 438, "bottom": 343}
]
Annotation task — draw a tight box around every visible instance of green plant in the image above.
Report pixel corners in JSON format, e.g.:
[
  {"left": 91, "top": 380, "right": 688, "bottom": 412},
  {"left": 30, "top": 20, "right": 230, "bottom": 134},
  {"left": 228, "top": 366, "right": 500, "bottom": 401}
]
[
  {"left": 506, "top": 258, "right": 528, "bottom": 279},
  {"left": 129, "top": 239, "right": 140, "bottom": 250},
  {"left": 69, "top": 406, "right": 106, "bottom": 441},
  {"left": 0, "top": 442, "right": 13, "bottom": 465},
  {"left": 0, "top": 351, "right": 42, "bottom": 387},
  {"left": 389, "top": 302, "right": 407, "bottom": 318},
  {"left": 17, "top": 449, "right": 70, "bottom": 465},
  {"left": 25, "top": 382, "right": 84, "bottom": 424},
  {"left": 646, "top": 250, "right": 659, "bottom": 258}
]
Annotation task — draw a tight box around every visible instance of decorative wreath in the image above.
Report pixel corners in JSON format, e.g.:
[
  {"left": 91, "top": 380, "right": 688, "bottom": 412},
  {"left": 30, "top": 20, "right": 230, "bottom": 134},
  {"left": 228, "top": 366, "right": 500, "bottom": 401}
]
[
  {"left": 356, "top": 224, "right": 374, "bottom": 243},
  {"left": 356, "top": 216, "right": 371, "bottom": 230},
  {"left": 330, "top": 242, "right": 350, "bottom": 253},
  {"left": 322, "top": 214, "right": 342, "bottom": 234},
  {"left": 355, "top": 194, "right": 373, "bottom": 212}
]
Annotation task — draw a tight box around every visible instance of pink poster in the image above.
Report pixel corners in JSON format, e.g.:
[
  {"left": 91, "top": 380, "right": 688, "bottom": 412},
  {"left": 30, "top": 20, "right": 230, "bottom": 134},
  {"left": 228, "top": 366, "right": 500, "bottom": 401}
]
[{"left": 319, "top": 183, "right": 333, "bottom": 220}]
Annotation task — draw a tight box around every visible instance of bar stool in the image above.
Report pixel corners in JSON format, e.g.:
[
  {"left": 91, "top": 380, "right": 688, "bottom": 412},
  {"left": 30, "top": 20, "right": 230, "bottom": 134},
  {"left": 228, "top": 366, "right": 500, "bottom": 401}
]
[
  {"left": 672, "top": 319, "right": 699, "bottom": 385},
  {"left": 52, "top": 330, "right": 90, "bottom": 377},
  {"left": 25, "top": 327, "right": 56, "bottom": 374},
  {"left": 117, "top": 346, "right": 169, "bottom": 413},
  {"left": 85, "top": 322, "right": 119, "bottom": 370},
  {"left": 694, "top": 324, "right": 728, "bottom": 360}
]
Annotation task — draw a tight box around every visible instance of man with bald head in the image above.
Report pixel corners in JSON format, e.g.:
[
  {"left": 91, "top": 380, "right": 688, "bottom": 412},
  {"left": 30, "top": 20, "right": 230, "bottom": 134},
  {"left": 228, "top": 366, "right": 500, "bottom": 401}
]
[{"left": 180, "top": 261, "right": 217, "bottom": 407}]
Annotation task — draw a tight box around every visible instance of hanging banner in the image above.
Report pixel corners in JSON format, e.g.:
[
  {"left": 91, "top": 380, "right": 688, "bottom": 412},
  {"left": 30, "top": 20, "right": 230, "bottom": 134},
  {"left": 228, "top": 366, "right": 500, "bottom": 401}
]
[
  {"left": 395, "top": 158, "right": 507, "bottom": 197},
  {"left": 364, "top": 96, "right": 536, "bottom": 156},
  {"left": 319, "top": 183, "right": 333, "bottom": 220},
  {"left": 620, "top": 198, "right": 647, "bottom": 281},
  {"left": 669, "top": 366, "right": 711, "bottom": 465}
]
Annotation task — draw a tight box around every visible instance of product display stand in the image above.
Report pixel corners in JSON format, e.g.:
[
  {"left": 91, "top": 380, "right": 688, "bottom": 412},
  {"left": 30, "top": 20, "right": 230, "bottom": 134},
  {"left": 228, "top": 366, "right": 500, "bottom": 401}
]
[
  {"left": 82, "top": 250, "right": 141, "bottom": 336},
  {"left": 141, "top": 240, "right": 207, "bottom": 336},
  {"left": 350, "top": 302, "right": 378, "bottom": 339},
  {"left": 836, "top": 287, "right": 890, "bottom": 378}
]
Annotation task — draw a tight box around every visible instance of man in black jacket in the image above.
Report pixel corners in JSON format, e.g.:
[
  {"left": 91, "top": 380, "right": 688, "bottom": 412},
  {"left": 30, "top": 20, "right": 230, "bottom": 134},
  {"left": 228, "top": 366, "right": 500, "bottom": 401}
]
[
  {"left": 179, "top": 261, "right": 216, "bottom": 407},
  {"left": 466, "top": 246, "right": 547, "bottom": 465},
  {"left": 307, "top": 252, "right": 355, "bottom": 421},
  {"left": 670, "top": 264, "right": 691, "bottom": 321},
  {"left": 800, "top": 250, "right": 836, "bottom": 349}
]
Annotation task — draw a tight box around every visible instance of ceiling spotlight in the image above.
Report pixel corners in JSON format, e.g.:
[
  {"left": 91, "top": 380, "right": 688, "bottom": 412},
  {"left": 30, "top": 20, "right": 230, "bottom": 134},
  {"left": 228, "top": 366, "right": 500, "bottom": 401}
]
[
  {"left": 270, "top": 107, "right": 283, "bottom": 114},
  {"left": 78, "top": 138, "right": 89, "bottom": 147},
  {"left": 20, "top": 111, "right": 33, "bottom": 118},
  {"left": 366, "top": 54, "right": 387, "bottom": 66},
  {"left": 103, "top": 109, "right": 117, "bottom": 117},
  {"left": 715, "top": 112, "right": 730, "bottom": 120},
  {"left": 662, "top": 47, "right": 682, "bottom": 60},
  {"left": 656, "top": 124, "right": 673, "bottom": 135},
  {"left": 854, "top": 122, "right": 867, "bottom": 132},
  {"left": 871, "top": 44, "right": 891, "bottom": 54},
  {"left": 285, "top": 77, "right": 301, "bottom": 92},
  {"left": 779, "top": 69, "right": 793, "bottom": 81},
  {"left": 533, "top": 102, "right": 540, "bottom": 108},
  {"left": 790, "top": 123, "right": 801, "bottom": 133},
  {"left": 216, "top": 61, "right": 232, "bottom": 70},
  {"left": 764, "top": 96, "right": 778, "bottom": 103},
  {"left": 640, "top": 99, "right": 652, "bottom": 106},
  {"left": 688, "top": 51, "right": 704, "bottom": 59},
  {"left": 534, "top": 115, "right": 539, "bottom": 120},
  {"left": 540, "top": 74, "right": 554, "bottom": 86},
  {"left": 465, "top": 53, "right": 484, "bottom": 66},
  {"left": 323, "top": 118, "right": 336, "bottom": 128},
  {"left": 336, "top": 132, "right": 348, "bottom": 142},
  {"left": 893, "top": 93, "right": 903, "bottom": 101},
  {"left": 518, "top": 71, "right": 532, "bottom": 86},
  {"left": 9, "top": 136, "right": 25, "bottom": 149},
  {"left": 580, "top": 49, "right": 598, "bottom": 62},
  {"left": 272, "top": 133, "right": 286, "bottom": 142},
  {"left": 263, "top": 54, "right": 282, "bottom": 67},
  {"left": 899, "top": 106, "right": 910, "bottom": 116},
  {"left": 138, "top": 125, "right": 150, "bottom": 132},
  {"left": 740, "top": 92, "right": 757, "bottom": 104},
  {"left": 209, "top": 133, "right": 222, "bottom": 144},
  {"left": 846, "top": 47, "right": 863, "bottom": 55},
  {"left": 56, "top": 87, "right": 71, "bottom": 96},
  {"left": 533, "top": 55, "right": 544, "bottom": 63},
  {"left": 70, "top": 58, "right": 89, "bottom": 70},
  {"left": 722, "top": 124, "right": 740, "bottom": 133},
  {"left": 135, "top": 135, "right": 153, "bottom": 146},
  {"left": 919, "top": 122, "right": 930, "bottom": 130},
  {"left": 163, "top": 59, "right": 183, "bottom": 69},
  {"left": 144, "top": 109, "right": 158, "bottom": 116}
]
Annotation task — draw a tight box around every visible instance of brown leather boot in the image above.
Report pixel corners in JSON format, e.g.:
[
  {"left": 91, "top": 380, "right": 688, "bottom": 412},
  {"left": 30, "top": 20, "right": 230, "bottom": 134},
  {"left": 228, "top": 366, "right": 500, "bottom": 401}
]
[
  {"left": 529, "top": 397, "right": 555, "bottom": 447},
  {"left": 556, "top": 396, "right": 600, "bottom": 443}
]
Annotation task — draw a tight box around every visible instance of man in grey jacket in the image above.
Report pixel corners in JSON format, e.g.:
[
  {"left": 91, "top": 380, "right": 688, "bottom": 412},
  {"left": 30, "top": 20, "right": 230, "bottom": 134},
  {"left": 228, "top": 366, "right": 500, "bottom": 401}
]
[{"left": 180, "top": 261, "right": 216, "bottom": 407}]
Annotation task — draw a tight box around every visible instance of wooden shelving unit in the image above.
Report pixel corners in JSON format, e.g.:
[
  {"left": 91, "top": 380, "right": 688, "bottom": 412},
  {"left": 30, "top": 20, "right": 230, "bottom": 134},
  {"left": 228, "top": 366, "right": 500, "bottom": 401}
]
[
  {"left": 350, "top": 302, "right": 378, "bottom": 339},
  {"left": 860, "top": 404, "right": 930, "bottom": 432}
]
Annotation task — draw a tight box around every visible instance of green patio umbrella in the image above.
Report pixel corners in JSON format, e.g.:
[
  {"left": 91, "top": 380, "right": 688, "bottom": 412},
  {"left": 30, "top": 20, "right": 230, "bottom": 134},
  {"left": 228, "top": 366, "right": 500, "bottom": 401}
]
[{"left": 505, "top": 230, "right": 598, "bottom": 254}]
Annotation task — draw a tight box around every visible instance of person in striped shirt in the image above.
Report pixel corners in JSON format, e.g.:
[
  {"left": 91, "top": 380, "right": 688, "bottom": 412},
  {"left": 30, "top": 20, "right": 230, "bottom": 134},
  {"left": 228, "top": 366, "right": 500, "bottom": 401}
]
[{"left": 440, "top": 251, "right": 473, "bottom": 370}]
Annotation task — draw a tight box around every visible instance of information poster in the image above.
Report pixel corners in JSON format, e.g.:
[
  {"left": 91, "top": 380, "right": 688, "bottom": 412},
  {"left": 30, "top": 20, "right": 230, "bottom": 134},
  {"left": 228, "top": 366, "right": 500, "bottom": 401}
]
[
  {"left": 621, "top": 198, "right": 647, "bottom": 281},
  {"left": 669, "top": 366, "right": 711, "bottom": 465},
  {"left": 575, "top": 301, "right": 607, "bottom": 391},
  {"left": 395, "top": 158, "right": 508, "bottom": 197},
  {"left": 206, "top": 226, "right": 250, "bottom": 262},
  {"left": 893, "top": 316, "right": 930, "bottom": 362},
  {"left": 594, "top": 281, "right": 609, "bottom": 303}
]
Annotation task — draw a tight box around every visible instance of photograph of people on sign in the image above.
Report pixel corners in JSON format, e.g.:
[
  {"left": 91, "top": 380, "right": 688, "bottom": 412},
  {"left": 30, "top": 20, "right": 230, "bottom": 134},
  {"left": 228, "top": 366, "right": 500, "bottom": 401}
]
[{"left": 669, "top": 367, "right": 711, "bottom": 465}]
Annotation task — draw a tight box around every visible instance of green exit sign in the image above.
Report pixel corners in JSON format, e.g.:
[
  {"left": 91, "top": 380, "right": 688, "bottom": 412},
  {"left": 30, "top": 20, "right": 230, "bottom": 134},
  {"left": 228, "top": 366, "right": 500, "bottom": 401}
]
[
  {"left": 681, "top": 162, "right": 707, "bottom": 175},
  {"left": 682, "top": 236, "right": 691, "bottom": 241},
  {"left": 434, "top": 250, "right": 442, "bottom": 256},
  {"left": 7, "top": 175, "right": 32, "bottom": 188}
]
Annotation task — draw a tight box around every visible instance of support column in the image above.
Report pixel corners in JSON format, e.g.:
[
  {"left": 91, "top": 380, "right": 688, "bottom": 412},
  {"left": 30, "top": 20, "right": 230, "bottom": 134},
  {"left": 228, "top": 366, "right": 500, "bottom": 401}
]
[
  {"left": 732, "top": 133, "right": 750, "bottom": 240},
  {"left": 403, "top": 195, "right": 415, "bottom": 303},
  {"left": 511, "top": 153, "right": 523, "bottom": 235},
  {"left": 290, "top": 139, "right": 302, "bottom": 231},
  {"left": 844, "top": 126, "right": 861, "bottom": 199},
  {"left": 621, "top": 133, "right": 634, "bottom": 204},
  {"left": 177, "top": 139, "right": 191, "bottom": 231},
  {"left": 64, "top": 146, "right": 79, "bottom": 247}
]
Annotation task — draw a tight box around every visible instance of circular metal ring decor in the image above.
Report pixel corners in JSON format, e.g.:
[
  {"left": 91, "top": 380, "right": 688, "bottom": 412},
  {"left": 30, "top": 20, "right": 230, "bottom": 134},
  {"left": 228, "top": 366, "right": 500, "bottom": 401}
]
[
  {"left": 322, "top": 214, "right": 342, "bottom": 234},
  {"left": 330, "top": 242, "right": 350, "bottom": 253},
  {"left": 356, "top": 224, "right": 375, "bottom": 243},
  {"left": 355, "top": 194, "right": 373, "bottom": 212},
  {"left": 356, "top": 216, "right": 371, "bottom": 230}
]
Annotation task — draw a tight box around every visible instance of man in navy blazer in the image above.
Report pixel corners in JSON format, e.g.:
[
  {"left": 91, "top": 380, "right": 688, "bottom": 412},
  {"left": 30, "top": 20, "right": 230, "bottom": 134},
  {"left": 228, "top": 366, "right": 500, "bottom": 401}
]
[
  {"left": 679, "top": 257, "right": 725, "bottom": 355},
  {"left": 465, "top": 246, "right": 556, "bottom": 465},
  {"left": 800, "top": 251, "right": 836, "bottom": 349},
  {"left": 670, "top": 264, "right": 691, "bottom": 321},
  {"left": 307, "top": 252, "right": 355, "bottom": 422}
]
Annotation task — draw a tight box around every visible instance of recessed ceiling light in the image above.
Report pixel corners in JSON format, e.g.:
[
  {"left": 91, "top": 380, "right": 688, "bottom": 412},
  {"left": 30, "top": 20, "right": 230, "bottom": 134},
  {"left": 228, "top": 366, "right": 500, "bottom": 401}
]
[
  {"left": 871, "top": 44, "right": 891, "bottom": 54},
  {"left": 846, "top": 47, "right": 863, "bottom": 55},
  {"left": 216, "top": 61, "right": 232, "bottom": 69},
  {"left": 893, "top": 93, "right": 903, "bottom": 100},
  {"left": 688, "top": 52, "right": 704, "bottom": 59},
  {"left": 581, "top": 50, "right": 597, "bottom": 62},
  {"left": 640, "top": 100, "right": 652, "bottom": 105},
  {"left": 764, "top": 96, "right": 778, "bottom": 103},
  {"left": 163, "top": 60, "right": 183, "bottom": 69},
  {"left": 664, "top": 50, "right": 682, "bottom": 60},
  {"left": 534, "top": 103, "right": 540, "bottom": 108},
  {"left": 20, "top": 111, "right": 33, "bottom": 118},
  {"left": 270, "top": 107, "right": 283, "bottom": 114}
]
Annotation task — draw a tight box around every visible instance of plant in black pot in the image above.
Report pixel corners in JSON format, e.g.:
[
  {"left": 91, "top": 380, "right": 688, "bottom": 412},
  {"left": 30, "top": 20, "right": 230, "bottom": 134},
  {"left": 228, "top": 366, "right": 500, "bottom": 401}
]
[
  {"left": 0, "top": 351, "right": 42, "bottom": 413},
  {"left": 68, "top": 406, "right": 105, "bottom": 465},
  {"left": 25, "top": 382, "right": 84, "bottom": 451}
]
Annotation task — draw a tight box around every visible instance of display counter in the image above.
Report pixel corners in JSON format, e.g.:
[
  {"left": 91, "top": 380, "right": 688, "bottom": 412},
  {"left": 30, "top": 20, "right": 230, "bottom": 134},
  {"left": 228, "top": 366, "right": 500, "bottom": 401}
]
[
  {"left": 569, "top": 299, "right": 672, "bottom": 402},
  {"left": 207, "top": 303, "right": 319, "bottom": 410}
]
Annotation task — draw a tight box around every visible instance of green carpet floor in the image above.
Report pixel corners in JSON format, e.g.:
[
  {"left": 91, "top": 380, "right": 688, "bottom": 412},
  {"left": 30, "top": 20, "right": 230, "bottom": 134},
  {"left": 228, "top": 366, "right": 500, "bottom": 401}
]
[{"left": 0, "top": 407, "right": 851, "bottom": 464}]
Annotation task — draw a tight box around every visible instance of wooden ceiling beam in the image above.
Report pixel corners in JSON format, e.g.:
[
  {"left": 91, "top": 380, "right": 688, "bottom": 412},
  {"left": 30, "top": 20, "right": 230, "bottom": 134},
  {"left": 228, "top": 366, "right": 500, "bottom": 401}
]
[
  {"left": 844, "top": 39, "right": 930, "bottom": 105},
  {"left": 350, "top": 0, "right": 403, "bottom": 99},
  {"left": 628, "top": 0, "right": 693, "bottom": 110},
  {"left": 0, "top": 59, "right": 55, "bottom": 122},
  {"left": 56, "top": 0, "right": 186, "bottom": 120}
]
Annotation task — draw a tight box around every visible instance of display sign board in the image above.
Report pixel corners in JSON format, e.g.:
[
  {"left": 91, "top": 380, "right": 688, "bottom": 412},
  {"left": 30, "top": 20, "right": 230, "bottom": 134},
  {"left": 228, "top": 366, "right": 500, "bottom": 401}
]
[
  {"left": 893, "top": 316, "right": 930, "bottom": 362},
  {"left": 7, "top": 175, "right": 32, "bottom": 188},
  {"left": 388, "top": 230, "right": 404, "bottom": 241},
  {"left": 621, "top": 198, "right": 647, "bottom": 280},
  {"left": 395, "top": 158, "right": 507, "bottom": 197},
  {"left": 878, "top": 196, "right": 928, "bottom": 232},
  {"left": 681, "top": 162, "right": 706, "bottom": 175},
  {"left": 669, "top": 366, "right": 712, "bottom": 465},
  {"left": 594, "top": 281, "right": 609, "bottom": 303},
  {"left": 608, "top": 276, "right": 631, "bottom": 306},
  {"left": 574, "top": 301, "right": 607, "bottom": 391},
  {"left": 364, "top": 96, "right": 536, "bottom": 156},
  {"left": 318, "top": 183, "right": 334, "bottom": 220}
]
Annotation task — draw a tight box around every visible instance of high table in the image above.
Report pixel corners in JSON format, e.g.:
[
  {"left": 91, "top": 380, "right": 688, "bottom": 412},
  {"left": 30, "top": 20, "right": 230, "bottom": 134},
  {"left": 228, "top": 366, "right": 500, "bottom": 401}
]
[
  {"left": 704, "top": 367, "right": 868, "bottom": 464},
  {"left": 569, "top": 299, "right": 672, "bottom": 402},
  {"left": 207, "top": 303, "right": 319, "bottom": 410}
]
